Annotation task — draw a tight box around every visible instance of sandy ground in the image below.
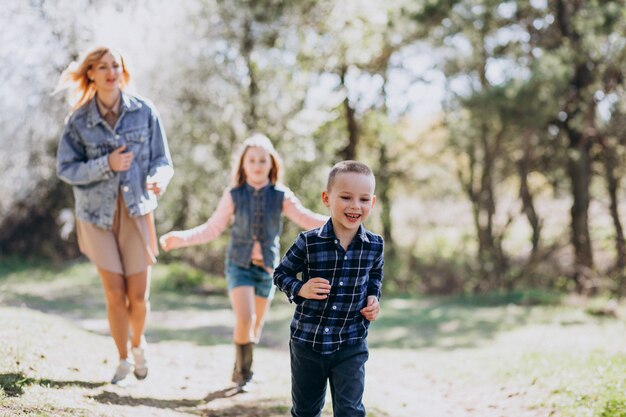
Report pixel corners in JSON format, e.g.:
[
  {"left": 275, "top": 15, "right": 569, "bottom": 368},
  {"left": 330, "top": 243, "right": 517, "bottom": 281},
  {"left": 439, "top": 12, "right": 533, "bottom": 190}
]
[{"left": 0, "top": 305, "right": 551, "bottom": 417}]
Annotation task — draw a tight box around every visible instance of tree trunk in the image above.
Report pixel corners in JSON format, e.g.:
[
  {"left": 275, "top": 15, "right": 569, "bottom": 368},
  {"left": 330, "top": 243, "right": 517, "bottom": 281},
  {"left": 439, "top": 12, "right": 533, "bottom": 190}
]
[
  {"left": 567, "top": 137, "right": 594, "bottom": 291},
  {"left": 339, "top": 65, "right": 358, "bottom": 160},
  {"left": 377, "top": 144, "right": 395, "bottom": 260},
  {"left": 601, "top": 140, "right": 626, "bottom": 295},
  {"left": 241, "top": 18, "right": 258, "bottom": 131},
  {"left": 556, "top": 0, "right": 596, "bottom": 292},
  {"left": 518, "top": 130, "right": 542, "bottom": 255}
]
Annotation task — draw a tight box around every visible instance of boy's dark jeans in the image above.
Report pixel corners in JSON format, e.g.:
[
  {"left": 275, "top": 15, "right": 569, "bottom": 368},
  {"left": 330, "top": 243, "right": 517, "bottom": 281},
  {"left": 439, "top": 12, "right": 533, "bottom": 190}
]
[{"left": 290, "top": 339, "right": 368, "bottom": 417}]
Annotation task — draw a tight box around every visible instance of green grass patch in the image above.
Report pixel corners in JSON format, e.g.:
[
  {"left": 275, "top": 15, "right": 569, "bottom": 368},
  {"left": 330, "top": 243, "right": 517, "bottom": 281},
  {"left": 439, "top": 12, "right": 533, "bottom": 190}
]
[
  {"left": 152, "top": 261, "right": 226, "bottom": 294},
  {"left": 0, "top": 372, "right": 35, "bottom": 397},
  {"left": 513, "top": 351, "right": 626, "bottom": 417},
  {"left": 450, "top": 288, "right": 563, "bottom": 306}
]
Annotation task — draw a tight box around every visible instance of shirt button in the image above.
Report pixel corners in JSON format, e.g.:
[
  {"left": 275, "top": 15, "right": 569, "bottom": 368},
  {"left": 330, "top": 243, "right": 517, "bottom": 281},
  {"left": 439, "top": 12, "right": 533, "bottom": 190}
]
[
  {"left": 324, "top": 328, "right": 329, "bottom": 332},
  {"left": 344, "top": 256, "right": 348, "bottom": 260},
  {"left": 123, "top": 186, "right": 129, "bottom": 192},
  {"left": 140, "top": 136, "right": 145, "bottom": 142},
  {"left": 339, "top": 282, "right": 343, "bottom": 286},
  {"left": 332, "top": 305, "right": 337, "bottom": 310},
  {"left": 115, "top": 134, "right": 120, "bottom": 140}
]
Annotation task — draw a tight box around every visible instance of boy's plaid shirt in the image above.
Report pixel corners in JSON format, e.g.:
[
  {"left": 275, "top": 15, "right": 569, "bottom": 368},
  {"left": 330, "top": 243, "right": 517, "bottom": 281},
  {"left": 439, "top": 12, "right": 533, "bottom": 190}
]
[{"left": 274, "top": 219, "right": 384, "bottom": 354}]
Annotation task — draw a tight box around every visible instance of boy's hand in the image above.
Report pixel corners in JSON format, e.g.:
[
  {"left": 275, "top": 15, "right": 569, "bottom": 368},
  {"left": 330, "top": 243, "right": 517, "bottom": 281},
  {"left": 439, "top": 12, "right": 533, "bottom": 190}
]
[
  {"left": 360, "top": 295, "right": 380, "bottom": 321},
  {"left": 159, "top": 232, "right": 184, "bottom": 252},
  {"left": 298, "top": 278, "right": 331, "bottom": 300}
]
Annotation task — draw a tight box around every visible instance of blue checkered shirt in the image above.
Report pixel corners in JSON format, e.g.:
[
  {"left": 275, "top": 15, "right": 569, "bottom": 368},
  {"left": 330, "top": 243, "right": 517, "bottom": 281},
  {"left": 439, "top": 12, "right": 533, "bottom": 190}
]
[{"left": 274, "top": 219, "right": 384, "bottom": 354}]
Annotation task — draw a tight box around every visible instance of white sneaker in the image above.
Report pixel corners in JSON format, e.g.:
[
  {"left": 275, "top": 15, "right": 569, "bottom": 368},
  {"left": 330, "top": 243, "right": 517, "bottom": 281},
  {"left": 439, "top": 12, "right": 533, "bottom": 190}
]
[
  {"left": 131, "top": 345, "right": 148, "bottom": 380},
  {"left": 111, "top": 359, "right": 132, "bottom": 384}
]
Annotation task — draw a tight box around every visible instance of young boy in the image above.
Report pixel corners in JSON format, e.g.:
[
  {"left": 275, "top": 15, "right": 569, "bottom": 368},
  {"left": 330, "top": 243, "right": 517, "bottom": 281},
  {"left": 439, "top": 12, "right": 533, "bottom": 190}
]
[{"left": 274, "top": 160, "right": 384, "bottom": 417}]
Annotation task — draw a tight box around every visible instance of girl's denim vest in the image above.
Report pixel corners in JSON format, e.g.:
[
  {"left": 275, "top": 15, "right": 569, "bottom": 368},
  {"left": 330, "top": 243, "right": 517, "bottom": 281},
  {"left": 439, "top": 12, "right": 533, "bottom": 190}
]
[{"left": 228, "top": 183, "right": 285, "bottom": 269}]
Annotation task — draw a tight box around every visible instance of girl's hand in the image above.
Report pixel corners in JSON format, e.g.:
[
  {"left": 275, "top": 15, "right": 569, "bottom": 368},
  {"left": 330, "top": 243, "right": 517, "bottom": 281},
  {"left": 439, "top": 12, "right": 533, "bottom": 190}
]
[
  {"left": 108, "top": 145, "right": 134, "bottom": 172},
  {"left": 360, "top": 296, "right": 380, "bottom": 321},
  {"left": 298, "top": 277, "right": 331, "bottom": 300},
  {"left": 159, "top": 232, "right": 184, "bottom": 252}
]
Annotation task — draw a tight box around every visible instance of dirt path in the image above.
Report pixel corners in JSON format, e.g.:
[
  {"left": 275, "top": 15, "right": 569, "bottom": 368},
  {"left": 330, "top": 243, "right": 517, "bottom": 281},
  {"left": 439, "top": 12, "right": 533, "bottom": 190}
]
[{"left": 0, "top": 304, "right": 549, "bottom": 417}]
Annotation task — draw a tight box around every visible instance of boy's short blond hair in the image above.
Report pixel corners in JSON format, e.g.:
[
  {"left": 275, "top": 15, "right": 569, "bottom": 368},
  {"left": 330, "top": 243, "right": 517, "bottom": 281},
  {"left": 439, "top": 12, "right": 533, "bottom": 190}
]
[{"left": 326, "top": 160, "right": 375, "bottom": 191}]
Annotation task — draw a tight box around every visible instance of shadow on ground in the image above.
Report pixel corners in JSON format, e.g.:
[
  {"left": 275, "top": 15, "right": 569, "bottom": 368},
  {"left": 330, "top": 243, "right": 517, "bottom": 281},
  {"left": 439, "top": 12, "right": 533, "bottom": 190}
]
[
  {"left": 0, "top": 372, "right": 107, "bottom": 397},
  {"left": 90, "top": 388, "right": 290, "bottom": 417}
]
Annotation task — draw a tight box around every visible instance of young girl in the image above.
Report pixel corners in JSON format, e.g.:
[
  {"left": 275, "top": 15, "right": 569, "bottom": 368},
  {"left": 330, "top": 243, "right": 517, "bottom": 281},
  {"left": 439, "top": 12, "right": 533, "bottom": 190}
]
[
  {"left": 160, "top": 134, "right": 327, "bottom": 388},
  {"left": 56, "top": 46, "right": 174, "bottom": 384}
]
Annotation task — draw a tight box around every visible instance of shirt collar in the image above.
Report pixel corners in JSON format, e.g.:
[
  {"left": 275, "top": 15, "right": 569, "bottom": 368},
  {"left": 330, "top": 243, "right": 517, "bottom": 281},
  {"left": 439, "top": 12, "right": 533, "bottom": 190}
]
[
  {"left": 86, "top": 91, "right": 141, "bottom": 128},
  {"left": 96, "top": 93, "right": 121, "bottom": 117},
  {"left": 317, "top": 219, "right": 369, "bottom": 243}
]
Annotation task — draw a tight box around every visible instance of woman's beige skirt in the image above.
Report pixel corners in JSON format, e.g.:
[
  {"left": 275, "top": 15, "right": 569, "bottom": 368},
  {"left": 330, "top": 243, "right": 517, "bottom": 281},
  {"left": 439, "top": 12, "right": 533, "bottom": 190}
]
[{"left": 76, "top": 193, "right": 158, "bottom": 275}]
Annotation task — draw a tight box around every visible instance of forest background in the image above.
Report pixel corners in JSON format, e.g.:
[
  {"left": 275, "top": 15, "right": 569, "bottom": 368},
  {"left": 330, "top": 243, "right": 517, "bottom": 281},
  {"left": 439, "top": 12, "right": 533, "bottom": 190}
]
[{"left": 2, "top": 0, "right": 626, "bottom": 297}]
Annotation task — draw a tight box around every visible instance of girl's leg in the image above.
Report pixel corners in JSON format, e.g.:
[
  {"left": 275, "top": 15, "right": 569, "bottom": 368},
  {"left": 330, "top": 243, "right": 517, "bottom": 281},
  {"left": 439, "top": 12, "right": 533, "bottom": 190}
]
[
  {"left": 97, "top": 267, "right": 129, "bottom": 359},
  {"left": 126, "top": 267, "right": 151, "bottom": 348},
  {"left": 229, "top": 286, "right": 256, "bottom": 343},
  {"left": 229, "top": 286, "right": 256, "bottom": 385},
  {"left": 252, "top": 295, "right": 272, "bottom": 343}
]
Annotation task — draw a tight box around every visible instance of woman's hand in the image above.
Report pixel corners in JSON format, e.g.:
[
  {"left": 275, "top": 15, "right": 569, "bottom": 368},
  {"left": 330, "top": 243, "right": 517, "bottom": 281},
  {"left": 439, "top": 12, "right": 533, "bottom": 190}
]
[
  {"left": 108, "top": 145, "right": 134, "bottom": 172},
  {"left": 159, "top": 232, "right": 184, "bottom": 252},
  {"left": 297, "top": 277, "right": 331, "bottom": 300},
  {"left": 146, "top": 171, "right": 168, "bottom": 197},
  {"left": 146, "top": 181, "right": 164, "bottom": 197}
]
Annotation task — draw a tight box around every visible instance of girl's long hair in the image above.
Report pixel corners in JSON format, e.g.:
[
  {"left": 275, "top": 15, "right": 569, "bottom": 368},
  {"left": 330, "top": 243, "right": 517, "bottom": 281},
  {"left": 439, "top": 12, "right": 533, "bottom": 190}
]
[
  {"left": 55, "top": 46, "right": 131, "bottom": 111},
  {"left": 231, "top": 134, "right": 282, "bottom": 187}
]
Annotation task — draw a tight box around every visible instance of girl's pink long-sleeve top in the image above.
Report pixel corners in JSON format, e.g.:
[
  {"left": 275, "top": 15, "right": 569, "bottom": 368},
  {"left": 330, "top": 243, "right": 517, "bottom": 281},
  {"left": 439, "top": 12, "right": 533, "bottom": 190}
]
[{"left": 174, "top": 186, "right": 328, "bottom": 263}]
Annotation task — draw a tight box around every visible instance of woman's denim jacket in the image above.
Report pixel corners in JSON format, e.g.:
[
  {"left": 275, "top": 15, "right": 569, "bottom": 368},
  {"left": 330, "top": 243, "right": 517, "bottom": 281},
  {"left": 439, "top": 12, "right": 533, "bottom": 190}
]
[
  {"left": 56, "top": 93, "right": 174, "bottom": 230},
  {"left": 229, "top": 183, "right": 285, "bottom": 269}
]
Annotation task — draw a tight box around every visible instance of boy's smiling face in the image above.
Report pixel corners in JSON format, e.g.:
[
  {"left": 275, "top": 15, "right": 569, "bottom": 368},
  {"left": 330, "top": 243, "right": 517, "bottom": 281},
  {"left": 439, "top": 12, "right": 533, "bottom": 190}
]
[{"left": 322, "top": 172, "right": 376, "bottom": 236}]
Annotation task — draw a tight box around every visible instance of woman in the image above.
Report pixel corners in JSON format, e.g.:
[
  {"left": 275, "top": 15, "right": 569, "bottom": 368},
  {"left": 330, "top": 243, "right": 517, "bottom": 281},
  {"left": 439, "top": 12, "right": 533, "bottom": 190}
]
[{"left": 56, "top": 46, "right": 174, "bottom": 384}]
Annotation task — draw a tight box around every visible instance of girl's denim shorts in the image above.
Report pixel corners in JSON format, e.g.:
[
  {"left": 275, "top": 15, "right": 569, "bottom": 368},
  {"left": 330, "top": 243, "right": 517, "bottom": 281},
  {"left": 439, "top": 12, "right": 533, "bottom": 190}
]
[{"left": 225, "top": 261, "right": 276, "bottom": 299}]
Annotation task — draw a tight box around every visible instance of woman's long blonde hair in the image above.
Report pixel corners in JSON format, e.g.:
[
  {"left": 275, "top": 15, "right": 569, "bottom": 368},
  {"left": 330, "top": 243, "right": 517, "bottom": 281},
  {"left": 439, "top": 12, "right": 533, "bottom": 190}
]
[
  {"left": 56, "top": 46, "right": 131, "bottom": 111},
  {"left": 231, "top": 134, "right": 283, "bottom": 187}
]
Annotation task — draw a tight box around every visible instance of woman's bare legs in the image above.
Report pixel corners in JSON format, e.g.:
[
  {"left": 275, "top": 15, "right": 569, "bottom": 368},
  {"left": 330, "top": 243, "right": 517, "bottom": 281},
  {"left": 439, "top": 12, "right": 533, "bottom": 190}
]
[
  {"left": 126, "top": 267, "right": 151, "bottom": 348},
  {"left": 97, "top": 267, "right": 129, "bottom": 359}
]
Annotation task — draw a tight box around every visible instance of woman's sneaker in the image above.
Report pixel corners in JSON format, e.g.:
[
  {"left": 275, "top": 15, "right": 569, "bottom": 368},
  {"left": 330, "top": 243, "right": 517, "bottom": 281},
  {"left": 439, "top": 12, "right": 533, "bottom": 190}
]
[
  {"left": 111, "top": 359, "right": 132, "bottom": 384},
  {"left": 131, "top": 345, "right": 148, "bottom": 380}
]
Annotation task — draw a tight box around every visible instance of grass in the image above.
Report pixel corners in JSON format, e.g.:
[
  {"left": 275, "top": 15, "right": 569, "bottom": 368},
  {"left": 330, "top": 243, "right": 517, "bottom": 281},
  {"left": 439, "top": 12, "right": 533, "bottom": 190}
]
[{"left": 2, "top": 258, "right": 626, "bottom": 416}]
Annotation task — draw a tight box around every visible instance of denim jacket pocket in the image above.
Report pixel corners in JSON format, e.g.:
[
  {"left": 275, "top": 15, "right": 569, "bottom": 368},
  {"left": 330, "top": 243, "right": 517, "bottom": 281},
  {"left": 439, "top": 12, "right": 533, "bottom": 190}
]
[{"left": 124, "top": 128, "right": 150, "bottom": 161}]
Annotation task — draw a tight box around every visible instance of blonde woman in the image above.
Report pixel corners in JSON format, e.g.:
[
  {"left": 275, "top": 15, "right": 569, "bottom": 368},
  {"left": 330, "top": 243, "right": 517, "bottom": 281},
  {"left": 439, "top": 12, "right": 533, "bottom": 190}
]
[
  {"left": 56, "top": 46, "right": 174, "bottom": 384},
  {"left": 160, "top": 134, "right": 327, "bottom": 389}
]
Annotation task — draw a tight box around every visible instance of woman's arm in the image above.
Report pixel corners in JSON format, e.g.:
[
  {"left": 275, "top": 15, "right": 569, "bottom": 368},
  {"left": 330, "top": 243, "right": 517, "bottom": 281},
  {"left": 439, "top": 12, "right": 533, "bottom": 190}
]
[
  {"left": 159, "top": 189, "right": 233, "bottom": 251},
  {"left": 282, "top": 188, "right": 328, "bottom": 230},
  {"left": 56, "top": 122, "right": 114, "bottom": 186},
  {"left": 146, "top": 106, "right": 174, "bottom": 194}
]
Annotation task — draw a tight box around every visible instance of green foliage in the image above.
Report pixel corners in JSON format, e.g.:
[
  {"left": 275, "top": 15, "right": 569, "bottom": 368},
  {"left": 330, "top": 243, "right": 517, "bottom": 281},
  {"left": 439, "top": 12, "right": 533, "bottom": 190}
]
[
  {"left": 0, "top": 372, "right": 35, "bottom": 397},
  {"left": 601, "top": 399, "right": 626, "bottom": 417},
  {"left": 154, "top": 262, "right": 226, "bottom": 294},
  {"left": 599, "top": 396, "right": 626, "bottom": 417}
]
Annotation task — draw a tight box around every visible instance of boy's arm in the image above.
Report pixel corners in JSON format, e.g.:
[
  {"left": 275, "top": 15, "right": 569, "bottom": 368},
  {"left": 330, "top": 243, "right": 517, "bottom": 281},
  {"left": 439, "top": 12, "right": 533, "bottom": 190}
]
[
  {"left": 273, "top": 233, "right": 308, "bottom": 304},
  {"left": 367, "top": 241, "right": 385, "bottom": 300}
]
